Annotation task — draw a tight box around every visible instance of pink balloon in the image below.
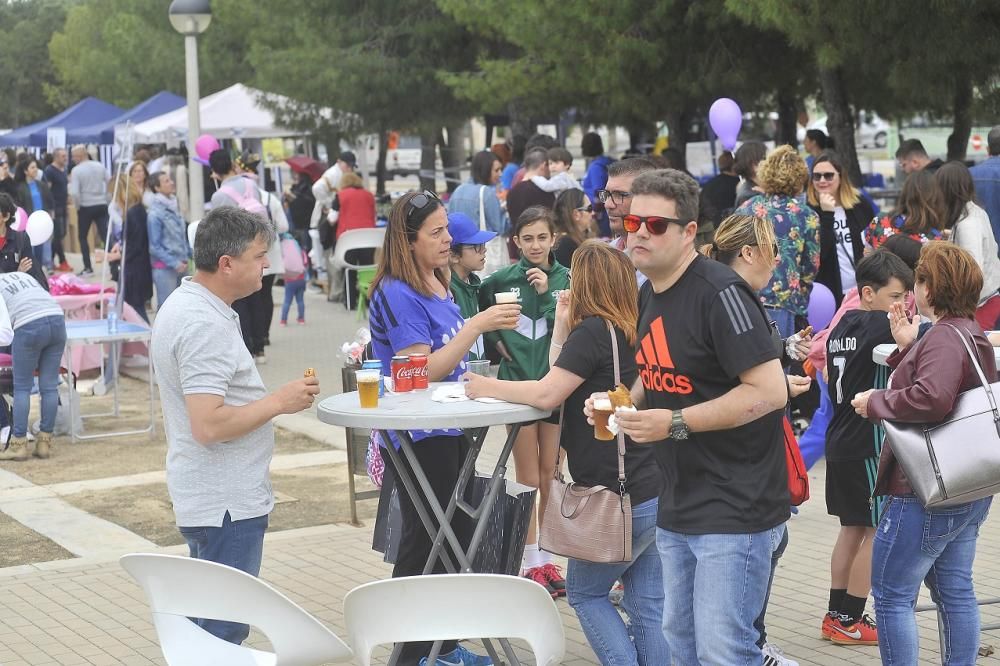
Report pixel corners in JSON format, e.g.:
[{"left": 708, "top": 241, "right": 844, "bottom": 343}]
[
  {"left": 709, "top": 98, "right": 743, "bottom": 151},
  {"left": 195, "top": 134, "right": 221, "bottom": 162},
  {"left": 11, "top": 207, "right": 27, "bottom": 231}
]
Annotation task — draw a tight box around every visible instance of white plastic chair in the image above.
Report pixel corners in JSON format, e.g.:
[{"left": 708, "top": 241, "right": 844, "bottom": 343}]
[
  {"left": 330, "top": 227, "right": 385, "bottom": 307},
  {"left": 343, "top": 574, "right": 565, "bottom": 666},
  {"left": 120, "top": 553, "right": 353, "bottom": 666}
]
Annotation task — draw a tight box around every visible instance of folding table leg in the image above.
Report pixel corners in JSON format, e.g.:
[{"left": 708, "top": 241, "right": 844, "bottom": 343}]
[{"left": 378, "top": 430, "right": 457, "bottom": 574}]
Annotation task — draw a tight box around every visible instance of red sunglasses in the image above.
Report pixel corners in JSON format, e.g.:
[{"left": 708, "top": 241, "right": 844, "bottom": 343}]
[{"left": 622, "top": 214, "right": 685, "bottom": 235}]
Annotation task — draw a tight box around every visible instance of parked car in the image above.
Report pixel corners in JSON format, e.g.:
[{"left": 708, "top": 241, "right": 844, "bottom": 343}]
[{"left": 804, "top": 111, "right": 890, "bottom": 149}]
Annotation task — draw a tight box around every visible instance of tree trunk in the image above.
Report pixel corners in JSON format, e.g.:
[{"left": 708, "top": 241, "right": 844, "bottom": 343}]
[
  {"left": 664, "top": 109, "right": 691, "bottom": 171},
  {"left": 776, "top": 89, "right": 799, "bottom": 148},
  {"left": 418, "top": 127, "right": 438, "bottom": 192},
  {"left": 947, "top": 74, "right": 973, "bottom": 162},
  {"left": 819, "top": 66, "right": 862, "bottom": 186},
  {"left": 507, "top": 99, "right": 536, "bottom": 147},
  {"left": 375, "top": 128, "right": 388, "bottom": 196},
  {"left": 439, "top": 124, "right": 466, "bottom": 194}
]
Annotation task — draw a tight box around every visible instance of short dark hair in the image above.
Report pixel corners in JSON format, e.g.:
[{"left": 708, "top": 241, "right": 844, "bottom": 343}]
[
  {"left": 513, "top": 205, "right": 555, "bottom": 237},
  {"left": 630, "top": 169, "right": 700, "bottom": 223},
  {"left": 522, "top": 148, "right": 549, "bottom": 172},
  {"left": 547, "top": 146, "right": 572, "bottom": 166},
  {"left": 193, "top": 206, "right": 275, "bottom": 273},
  {"left": 208, "top": 149, "right": 232, "bottom": 177},
  {"left": 855, "top": 249, "right": 914, "bottom": 294},
  {"left": 470, "top": 150, "right": 498, "bottom": 186},
  {"left": 607, "top": 156, "right": 657, "bottom": 179},
  {"left": 717, "top": 151, "right": 735, "bottom": 172},
  {"left": 880, "top": 233, "right": 922, "bottom": 271},
  {"left": 734, "top": 141, "right": 767, "bottom": 180},
  {"left": 581, "top": 132, "right": 604, "bottom": 158},
  {"left": 987, "top": 126, "right": 1000, "bottom": 157},
  {"left": 805, "top": 129, "right": 832, "bottom": 150},
  {"left": 896, "top": 139, "right": 928, "bottom": 160},
  {"left": 148, "top": 171, "right": 167, "bottom": 193}
]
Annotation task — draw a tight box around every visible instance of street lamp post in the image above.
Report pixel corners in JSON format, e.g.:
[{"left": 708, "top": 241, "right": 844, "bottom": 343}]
[{"left": 168, "top": 0, "right": 211, "bottom": 221}]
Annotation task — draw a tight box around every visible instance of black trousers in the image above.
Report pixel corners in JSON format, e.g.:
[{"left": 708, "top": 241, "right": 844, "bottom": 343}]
[
  {"left": 77, "top": 205, "right": 109, "bottom": 271},
  {"left": 232, "top": 285, "right": 267, "bottom": 356},
  {"left": 259, "top": 274, "right": 275, "bottom": 343},
  {"left": 52, "top": 207, "right": 67, "bottom": 264},
  {"left": 381, "top": 434, "right": 472, "bottom": 664}
]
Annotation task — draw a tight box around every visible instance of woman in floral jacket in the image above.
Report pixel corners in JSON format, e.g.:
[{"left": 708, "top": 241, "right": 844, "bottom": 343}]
[{"left": 737, "top": 145, "right": 821, "bottom": 338}]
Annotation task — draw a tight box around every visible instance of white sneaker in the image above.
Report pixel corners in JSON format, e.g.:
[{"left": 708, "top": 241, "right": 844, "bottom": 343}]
[{"left": 762, "top": 642, "right": 799, "bottom": 666}]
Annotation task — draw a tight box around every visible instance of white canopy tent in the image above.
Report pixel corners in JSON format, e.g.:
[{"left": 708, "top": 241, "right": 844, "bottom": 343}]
[{"left": 132, "top": 83, "right": 309, "bottom": 143}]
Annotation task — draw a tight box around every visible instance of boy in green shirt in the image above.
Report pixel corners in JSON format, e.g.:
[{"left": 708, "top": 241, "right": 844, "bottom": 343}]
[{"left": 447, "top": 212, "right": 497, "bottom": 361}]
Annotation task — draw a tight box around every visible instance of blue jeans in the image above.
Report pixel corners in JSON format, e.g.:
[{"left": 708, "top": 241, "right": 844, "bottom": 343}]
[
  {"left": 567, "top": 498, "right": 670, "bottom": 666},
  {"left": 152, "top": 267, "right": 183, "bottom": 310},
  {"left": 281, "top": 278, "right": 306, "bottom": 321},
  {"left": 657, "top": 524, "right": 784, "bottom": 665},
  {"left": 33, "top": 240, "right": 53, "bottom": 271},
  {"left": 178, "top": 511, "right": 269, "bottom": 645},
  {"left": 872, "top": 495, "right": 991, "bottom": 665},
  {"left": 12, "top": 315, "right": 66, "bottom": 438},
  {"left": 797, "top": 374, "right": 831, "bottom": 470},
  {"left": 754, "top": 523, "right": 788, "bottom": 647}
]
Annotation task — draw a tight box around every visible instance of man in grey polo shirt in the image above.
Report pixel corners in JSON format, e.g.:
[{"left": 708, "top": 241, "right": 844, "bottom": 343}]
[{"left": 151, "top": 206, "right": 320, "bottom": 645}]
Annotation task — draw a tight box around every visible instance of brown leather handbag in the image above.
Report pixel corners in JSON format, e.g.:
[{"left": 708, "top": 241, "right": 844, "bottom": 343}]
[{"left": 539, "top": 320, "right": 633, "bottom": 563}]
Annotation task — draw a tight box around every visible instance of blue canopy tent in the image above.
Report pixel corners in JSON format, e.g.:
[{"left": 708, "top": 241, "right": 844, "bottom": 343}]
[
  {"left": 0, "top": 97, "right": 123, "bottom": 148},
  {"left": 66, "top": 91, "right": 186, "bottom": 145}
]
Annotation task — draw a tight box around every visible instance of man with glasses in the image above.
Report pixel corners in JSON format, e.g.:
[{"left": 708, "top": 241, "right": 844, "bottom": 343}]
[
  {"left": 606, "top": 169, "right": 789, "bottom": 664},
  {"left": 596, "top": 157, "right": 658, "bottom": 251}
]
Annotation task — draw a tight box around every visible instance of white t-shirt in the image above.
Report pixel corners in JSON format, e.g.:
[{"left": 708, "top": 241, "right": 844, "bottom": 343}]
[{"left": 833, "top": 207, "right": 857, "bottom": 291}]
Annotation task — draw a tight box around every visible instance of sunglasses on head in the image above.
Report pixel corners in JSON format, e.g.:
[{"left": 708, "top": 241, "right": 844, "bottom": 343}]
[
  {"left": 812, "top": 171, "right": 837, "bottom": 182},
  {"left": 575, "top": 204, "right": 594, "bottom": 213},
  {"left": 622, "top": 214, "right": 685, "bottom": 235},
  {"left": 406, "top": 190, "right": 440, "bottom": 220}
]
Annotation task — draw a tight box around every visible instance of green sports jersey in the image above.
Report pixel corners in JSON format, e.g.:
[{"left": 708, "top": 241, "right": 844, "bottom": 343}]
[
  {"left": 449, "top": 271, "right": 487, "bottom": 361},
  {"left": 478, "top": 254, "right": 571, "bottom": 380}
]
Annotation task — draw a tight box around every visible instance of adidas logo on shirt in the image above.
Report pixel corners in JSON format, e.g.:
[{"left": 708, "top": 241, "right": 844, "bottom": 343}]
[{"left": 636, "top": 316, "right": 693, "bottom": 394}]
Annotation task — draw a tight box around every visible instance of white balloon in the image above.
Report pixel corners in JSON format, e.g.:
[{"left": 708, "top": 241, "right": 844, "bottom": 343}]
[{"left": 26, "top": 210, "right": 54, "bottom": 247}]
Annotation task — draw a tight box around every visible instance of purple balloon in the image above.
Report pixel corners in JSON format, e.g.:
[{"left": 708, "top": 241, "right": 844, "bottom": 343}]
[
  {"left": 807, "top": 282, "right": 837, "bottom": 331},
  {"left": 709, "top": 98, "right": 743, "bottom": 151}
]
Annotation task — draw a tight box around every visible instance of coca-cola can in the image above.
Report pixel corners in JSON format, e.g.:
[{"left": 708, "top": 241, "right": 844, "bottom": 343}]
[
  {"left": 410, "top": 353, "right": 428, "bottom": 390},
  {"left": 391, "top": 355, "right": 412, "bottom": 393}
]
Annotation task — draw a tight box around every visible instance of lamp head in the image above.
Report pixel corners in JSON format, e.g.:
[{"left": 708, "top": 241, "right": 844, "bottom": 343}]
[{"left": 168, "top": 0, "right": 212, "bottom": 35}]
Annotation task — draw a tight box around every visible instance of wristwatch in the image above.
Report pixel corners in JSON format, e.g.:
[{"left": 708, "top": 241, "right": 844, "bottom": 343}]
[{"left": 668, "top": 409, "right": 690, "bottom": 440}]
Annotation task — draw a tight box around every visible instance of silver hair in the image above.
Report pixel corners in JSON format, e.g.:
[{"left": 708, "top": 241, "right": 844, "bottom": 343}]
[{"left": 193, "top": 206, "right": 275, "bottom": 273}]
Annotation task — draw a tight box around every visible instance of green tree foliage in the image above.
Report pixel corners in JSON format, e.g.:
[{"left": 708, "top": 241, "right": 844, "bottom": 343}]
[
  {"left": 243, "top": 0, "right": 482, "bottom": 192},
  {"left": 48, "top": 0, "right": 249, "bottom": 109},
  {"left": 438, "top": 0, "right": 812, "bottom": 166},
  {"left": 0, "top": 0, "right": 70, "bottom": 127}
]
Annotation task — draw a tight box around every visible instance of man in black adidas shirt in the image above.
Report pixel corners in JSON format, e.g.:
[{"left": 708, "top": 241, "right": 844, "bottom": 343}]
[
  {"left": 607, "top": 169, "right": 789, "bottom": 664},
  {"left": 822, "top": 251, "right": 912, "bottom": 646}
]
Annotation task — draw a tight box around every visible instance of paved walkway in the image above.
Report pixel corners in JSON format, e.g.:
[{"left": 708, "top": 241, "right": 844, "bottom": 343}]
[{"left": 2, "top": 259, "right": 999, "bottom": 664}]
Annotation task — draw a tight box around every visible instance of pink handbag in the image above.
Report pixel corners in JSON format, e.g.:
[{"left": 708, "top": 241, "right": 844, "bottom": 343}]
[{"left": 538, "top": 320, "right": 632, "bottom": 563}]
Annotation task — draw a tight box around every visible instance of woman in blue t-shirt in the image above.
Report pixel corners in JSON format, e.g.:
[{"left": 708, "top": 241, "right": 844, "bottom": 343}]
[{"left": 366, "top": 190, "right": 520, "bottom": 666}]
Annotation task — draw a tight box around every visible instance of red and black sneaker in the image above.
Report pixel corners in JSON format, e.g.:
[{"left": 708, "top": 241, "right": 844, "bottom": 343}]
[
  {"left": 522, "top": 566, "right": 558, "bottom": 598},
  {"left": 537, "top": 563, "right": 566, "bottom": 597}
]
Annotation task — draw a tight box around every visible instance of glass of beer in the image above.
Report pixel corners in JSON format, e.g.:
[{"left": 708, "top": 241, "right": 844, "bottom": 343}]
[
  {"left": 466, "top": 359, "right": 491, "bottom": 377},
  {"left": 592, "top": 395, "right": 614, "bottom": 441},
  {"left": 495, "top": 291, "right": 519, "bottom": 304},
  {"left": 356, "top": 369, "right": 381, "bottom": 408}
]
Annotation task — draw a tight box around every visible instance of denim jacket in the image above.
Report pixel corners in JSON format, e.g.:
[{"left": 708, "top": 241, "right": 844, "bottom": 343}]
[{"left": 147, "top": 197, "right": 190, "bottom": 268}]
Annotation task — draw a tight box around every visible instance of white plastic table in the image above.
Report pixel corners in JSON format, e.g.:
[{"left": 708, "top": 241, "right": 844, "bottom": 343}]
[
  {"left": 873, "top": 343, "right": 1000, "bottom": 366},
  {"left": 63, "top": 320, "right": 155, "bottom": 443},
  {"left": 317, "top": 383, "right": 549, "bottom": 666}
]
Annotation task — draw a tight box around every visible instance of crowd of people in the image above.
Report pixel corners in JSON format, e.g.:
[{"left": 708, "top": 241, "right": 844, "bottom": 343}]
[
  {"left": 366, "top": 127, "right": 1000, "bottom": 666},
  {"left": 3, "top": 122, "right": 1000, "bottom": 665}
]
